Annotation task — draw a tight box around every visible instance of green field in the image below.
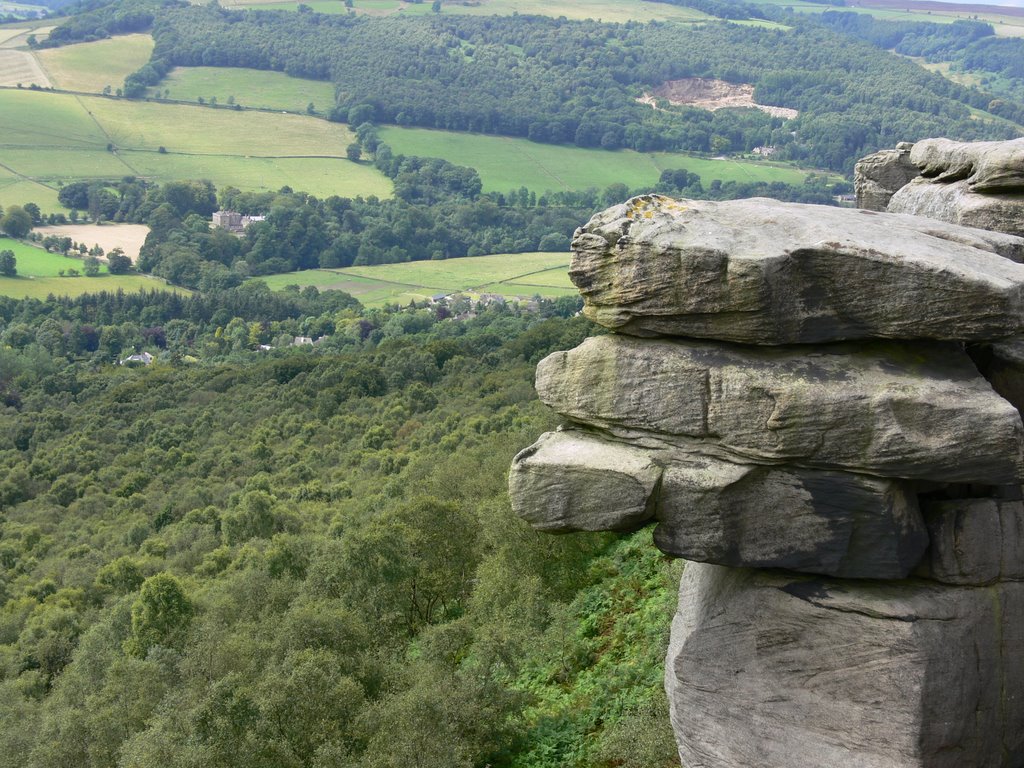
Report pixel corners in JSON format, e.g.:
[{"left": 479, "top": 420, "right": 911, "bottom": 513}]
[
  {"left": 378, "top": 126, "right": 821, "bottom": 193},
  {"left": 0, "top": 237, "right": 181, "bottom": 298},
  {"left": 225, "top": 0, "right": 712, "bottom": 22},
  {"left": 150, "top": 66, "right": 337, "bottom": 114},
  {"left": 0, "top": 237, "right": 105, "bottom": 276},
  {"left": 746, "top": 0, "right": 1024, "bottom": 36},
  {"left": 0, "top": 166, "right": 60, "bottom": 211},
  {"left": 36, "top": 33, "right": 154, "bottom": 93},
  {"left": 256, "top": 251, "right": 575, "bottom": 306},
  {"left": 0, "top": 89, "right": 393, "bottom": 211},
  {"left": 123, "top": 152, "right": 389, "bottom": 198}
]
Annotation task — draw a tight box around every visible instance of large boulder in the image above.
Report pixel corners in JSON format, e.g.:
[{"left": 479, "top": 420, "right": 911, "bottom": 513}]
[
  {"left": 535, "top": 334, "right": 1024, "bottom": 484},
  {"left": 854, "top": 142, "right": 918, "bottom": 211},
  {"left": 666, "top": 563, "right": 1024, "bottom": 768},
  {"left": 888, "top": 177, "right": 1024, "bottom": 238},
  {"left": 910, "top": 137, "right": 1024, "bottom": 192},
  {"left": 509, "top": 429, "right": 928, "bottom": 578},
  {"left": 570, "top": 195, "right": 1024, "bottom": 343}
]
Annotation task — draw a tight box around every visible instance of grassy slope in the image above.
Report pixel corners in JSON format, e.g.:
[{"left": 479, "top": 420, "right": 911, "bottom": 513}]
[
  {"left": 35, "top": 33, "right": 154, "bottom": 93},
  {"left": 0, "top": 237, "right": 180, "bottom": 298},
  {"left": 151, "top": 66, "right": 337, "bottom": 113},
  {"left": 0, "top": 89, "right": 393, "bottom": 210},
  {"left": 378, "top": 126, "right": 820, "bottom": 193},
  {"left": 256, "top": 251, "right": 576, "bottom": 306}
]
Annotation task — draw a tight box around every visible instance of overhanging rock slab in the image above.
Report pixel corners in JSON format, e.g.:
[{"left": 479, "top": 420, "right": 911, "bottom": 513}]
[{"left": 570, "top": 195, "right": 1024, "bottom": 343}]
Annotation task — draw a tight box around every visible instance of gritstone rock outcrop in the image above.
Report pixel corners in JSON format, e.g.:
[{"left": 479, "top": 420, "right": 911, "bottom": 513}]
[{"left": 510, "top": 148, "right": 1024, "bottom": 767}]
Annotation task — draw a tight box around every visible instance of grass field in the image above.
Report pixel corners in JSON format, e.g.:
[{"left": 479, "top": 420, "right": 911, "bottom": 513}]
[
  {"left": 225, "top": 0, "right": 711, "bottom": 21},
  {"left": 0, "top": 273, "right": 180, "bottom": 299},
  {"left": 150, "top": 67, "right": 336, "bottom": 113},
  {"left": 378, "top": 126, "right": 821, "bottom": 193},
  {"left": 256, "top": 251, "right": 576, "bottom": 306},
  {"left": 124, "top": 152, "right": 390, "bottom": 198},
  {"left": 0, "top": 166, "right": 60, "bottom": 211},
  {"left": 0, "top": 237, "right": 105, "bottom": 276},
  {"left": 36, "top": 33, "right": 154, "bottom": 93},
  {"left": 0, "top": 237, "right": 180, "bottom": 298},
  {"left": 0, "top": 89, "right": 393, "bottom": 210},
  {"left": 747, "top": 0, "right": 1024, "bottom": 35}
]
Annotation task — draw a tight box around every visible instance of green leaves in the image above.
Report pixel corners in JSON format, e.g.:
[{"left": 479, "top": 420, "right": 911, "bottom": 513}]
[{"left": 124, "top": 574, "right": 193, "bottom": 658}]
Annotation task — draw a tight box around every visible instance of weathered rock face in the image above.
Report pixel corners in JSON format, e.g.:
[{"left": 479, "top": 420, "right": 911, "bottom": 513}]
[
  {"left": 854, "top": 141, "right": 918, "bottom": 211},
  {"left": 570, "top": 195, "right": 1024, "bottom": 343},
  {"left": 970, "top": 335, "right": 1024, "bottom": 415},
  {"left": 917, "top": 498, "right": 1024, "bottom": 585},
  {"left": 508, "top": 429, "right": 661, "bottom": 533},
  {"left": 910, "top": 137, "right": 1024, "bottom": 192},
  {"left": 535, "top": 335, "right": 1024, "bottom": 483},
  {"left": 665, "top": 563, "right": 1024, "bottom": 768},
  {"left": 509, "top": 156, "right": 1024, "bottom": 768},
  {"left": 888, "top": 177, "right": 1024, "bottom": 238},
  {"left": 509, "top": 428, "right": 929, "bottom": 578}
]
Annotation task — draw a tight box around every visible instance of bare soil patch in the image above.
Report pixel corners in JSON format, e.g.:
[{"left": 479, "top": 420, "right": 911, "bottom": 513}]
[
  {"left": 34, "top": 223, "right": 150, "bottom": 263},
  {"left": 638, "top": 77, "right": 798, "bottom": 119}
]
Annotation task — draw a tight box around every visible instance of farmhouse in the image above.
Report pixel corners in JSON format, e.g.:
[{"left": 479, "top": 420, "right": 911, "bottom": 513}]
[{"left": 211, "top": 211, "right": 266, "bottom": 234}]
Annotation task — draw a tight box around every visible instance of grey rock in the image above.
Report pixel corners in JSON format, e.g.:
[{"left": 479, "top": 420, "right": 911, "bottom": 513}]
[
  {"left": 536, "top": 334, "right": 1024, "bottom": 484},
  {"left": 508, "top": 428, "right": 661, "bottom": 532},
  {"left": 888, "top": 177, "right": 1024, "bottom": 239},
  {"left": 655, "top": 458, "right": 927, "bottom": 578},
  {"left": 910, "top": 137, "right": 1024, "bottom": 192},
  {"left": 917, "top": 498, "right": 1024, "bottom": 585},
  {"left": 509, "top": 429, "right": 928, "bottom": 578},
  {"left": 969, "top": 335, "right": 1024, "bottom": 415},
  {"left": 855, "top": 143, "right": 918, "bottom": 211},
  {"left": 570, "top": 195, "right": 1024, "bottom": 343},
  {"left": 665, "top": 563, "right": 1024, "bottom": 768}
]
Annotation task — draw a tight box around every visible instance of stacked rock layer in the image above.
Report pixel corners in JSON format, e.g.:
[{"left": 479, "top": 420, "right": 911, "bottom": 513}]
[{"left": 509, "top": 190, "right": 1024, "bottom": 767}]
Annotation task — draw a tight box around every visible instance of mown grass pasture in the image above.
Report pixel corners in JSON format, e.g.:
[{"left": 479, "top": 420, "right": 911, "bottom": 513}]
[
  {"left": 0, "top": 237, "right": 103, "bottom": 276},
  {"left": 0, "top": 165, "right": 60, "bottom": 211},
  {"left": 85, "top": 97, "right": 357, "bottom": 156},
  {"left": 378, "top": 126, "right": 821, "bottom": 193},
  {"left": 0, "top": 273, "right": 181, "bottom": 299},
  {"left": 124, "top": 152, "right": 392, "bottom": 199},
  {"left": 256, "top": 251, "right": 576, "bottom": 306},
  {"left": 149, "top": 66, "right": 336, "bottom": 113},
  {"left": 36, "top": 33, "right": 154, "bottom": 93},
  {"left": 0, "top": 237, "right": 181, "bottom": 298},
  {"left": 0, "top": 89, "right": 393, "bottom": 211},
  {"left": 0, "top": 89, "right": 106, "bottom": 147},
  {"left": 223, "top": 0, "right": 712, "bottom": 22}
]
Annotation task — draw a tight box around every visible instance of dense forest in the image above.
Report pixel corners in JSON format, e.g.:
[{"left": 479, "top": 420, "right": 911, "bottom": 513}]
[{"left": 0, "top": 285, "right": 684, "bottom": 768}]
